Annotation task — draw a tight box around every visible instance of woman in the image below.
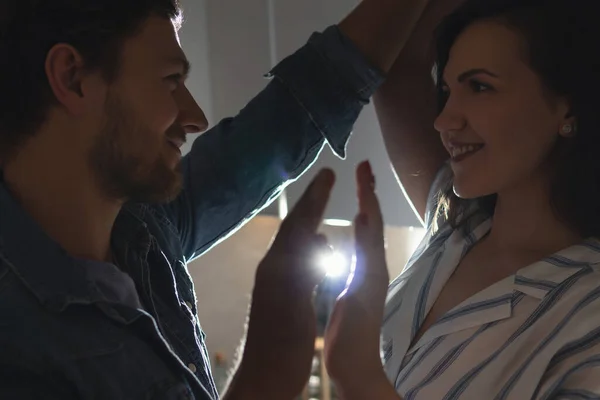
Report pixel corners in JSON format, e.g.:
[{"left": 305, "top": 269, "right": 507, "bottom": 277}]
[{"left": 324, "top": 0, "right": 600, "bottom": 398}]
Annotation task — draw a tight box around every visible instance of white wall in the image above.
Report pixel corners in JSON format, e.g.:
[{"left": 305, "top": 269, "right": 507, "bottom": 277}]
[
  {"left": 186, "top": 0, "right": 421, "bottom": 227},
  {"left": 178, "top": 0, "right": 214, "bottom": 155},
  {"left": 270, "top": 0, "right": 420, "bottom": 227}
]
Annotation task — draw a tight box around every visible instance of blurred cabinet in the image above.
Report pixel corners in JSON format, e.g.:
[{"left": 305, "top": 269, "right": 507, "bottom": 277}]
[{"left": 298, "top": 338, "right": 337, "bottom": 400}]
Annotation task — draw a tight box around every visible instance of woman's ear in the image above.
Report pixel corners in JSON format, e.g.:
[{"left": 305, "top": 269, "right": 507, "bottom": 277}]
[
  {"left": 558, "top": 109, "right": 577, "bottom": 138},
  {"left": 556, "top": 98, "right": 577, "bottom": 137}
]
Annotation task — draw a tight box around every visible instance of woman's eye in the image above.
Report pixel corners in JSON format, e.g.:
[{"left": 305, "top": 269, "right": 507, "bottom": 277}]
[{"left": 469, "top": 80, "right": 493, "bottom": 93}]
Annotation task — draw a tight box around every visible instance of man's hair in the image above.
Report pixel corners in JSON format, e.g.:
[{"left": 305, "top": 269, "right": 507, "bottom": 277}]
[{"left": 0, "top": 0, "right": 182, "bottom": 159}]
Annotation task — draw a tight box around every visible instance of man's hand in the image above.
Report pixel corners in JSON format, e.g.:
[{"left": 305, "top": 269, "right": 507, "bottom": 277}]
[
  {"left": 228, "top": 169, "right": 335, "bottom": 400},
  {"left": 324, "top": 161, "right": 400, "bottom": 399}
]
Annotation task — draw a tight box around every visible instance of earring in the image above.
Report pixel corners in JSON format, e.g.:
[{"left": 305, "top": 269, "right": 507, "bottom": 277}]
[{"left": 560, "top": 124, "right": 575, "bottom": 136}]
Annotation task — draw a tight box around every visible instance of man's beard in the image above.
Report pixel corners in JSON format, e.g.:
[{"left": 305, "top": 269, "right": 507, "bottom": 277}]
[{"left": 89, "top": 94, "right": 183, "bottom": 204}]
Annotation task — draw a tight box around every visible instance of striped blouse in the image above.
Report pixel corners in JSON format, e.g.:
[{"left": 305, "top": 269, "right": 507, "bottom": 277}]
[{"left": 382, "top": 165, "right": 600, "bottom": 400}]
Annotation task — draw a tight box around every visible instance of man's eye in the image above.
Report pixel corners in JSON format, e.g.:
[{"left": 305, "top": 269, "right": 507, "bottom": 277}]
[{"left": 165, "top": 74, "right": 182, "bottom": 89}]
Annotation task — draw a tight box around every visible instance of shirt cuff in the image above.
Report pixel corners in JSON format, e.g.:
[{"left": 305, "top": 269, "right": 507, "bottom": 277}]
[
  {"left": 309, "top": 25, "right": 385, "bottom": 100},
  {"left": 265, "top": 25, "right": 385, "bottom": 158}
]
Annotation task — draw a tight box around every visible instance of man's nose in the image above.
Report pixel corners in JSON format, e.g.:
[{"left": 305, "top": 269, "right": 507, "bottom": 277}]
[{"left": 178, "top": 86, "right": 209, "bottom": 134}]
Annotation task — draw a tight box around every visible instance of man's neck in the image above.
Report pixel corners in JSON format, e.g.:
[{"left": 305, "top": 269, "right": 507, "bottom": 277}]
[{"left": 4, "top": 145, "right": 122, "bottom": 263}]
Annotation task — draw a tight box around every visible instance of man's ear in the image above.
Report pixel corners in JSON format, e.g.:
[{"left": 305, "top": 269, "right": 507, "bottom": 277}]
[{"left": 45, "top": 43, "right": 88, "bottom": 115}]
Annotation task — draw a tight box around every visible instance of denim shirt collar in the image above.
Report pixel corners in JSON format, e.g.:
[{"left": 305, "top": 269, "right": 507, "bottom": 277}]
[{"left": 0, "top": 176, "right": 150, "bottom": 312}]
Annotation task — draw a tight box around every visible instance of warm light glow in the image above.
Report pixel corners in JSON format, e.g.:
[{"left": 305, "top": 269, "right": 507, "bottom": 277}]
[
  {"left": 278, "top": 190, "right": 289, "bottom": 219},
  {"left": 318, "top": 251, "right": 348, "bottom": 277},
  {"left": 323, "top": 219, "right": 352, "bottom": 227}
]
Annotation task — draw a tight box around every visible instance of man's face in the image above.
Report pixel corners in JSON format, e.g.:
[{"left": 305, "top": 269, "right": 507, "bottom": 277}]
[{"left": 89, "top": 15, "right": 207, "bottom": 203}]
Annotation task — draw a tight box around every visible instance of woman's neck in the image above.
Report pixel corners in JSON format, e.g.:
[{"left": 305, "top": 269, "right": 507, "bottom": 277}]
[{"left": 485, "top": 179, "right": 582, "bottom": 257}]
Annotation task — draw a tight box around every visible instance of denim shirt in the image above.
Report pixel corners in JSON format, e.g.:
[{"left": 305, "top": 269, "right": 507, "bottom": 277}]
[{"left": 0, "top": 26, "right": 383, "bottom": 399}]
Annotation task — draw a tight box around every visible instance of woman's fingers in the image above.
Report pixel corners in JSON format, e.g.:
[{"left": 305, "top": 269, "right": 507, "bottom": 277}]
[
  {"left": 353, "top": 161, "right": 388, "bottom": 287},
  {"left": 323, "top": 162, "right": 391, "bottom": 385}
]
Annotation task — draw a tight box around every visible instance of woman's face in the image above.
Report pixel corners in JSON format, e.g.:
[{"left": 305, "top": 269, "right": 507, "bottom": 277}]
[{"left": 435, "top": 19, "right": 574, "bottom": 199}]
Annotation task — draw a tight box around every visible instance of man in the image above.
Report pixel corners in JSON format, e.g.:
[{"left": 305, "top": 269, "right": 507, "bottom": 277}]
[{"left": 0, "top": 0, "right": 431, "bottom": 398}]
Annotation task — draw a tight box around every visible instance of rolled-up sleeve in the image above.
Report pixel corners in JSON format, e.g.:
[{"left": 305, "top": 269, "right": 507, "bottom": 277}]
[
  {"left": 268, "top": 25, "right": 384, "bottom": 157},
  {"left": 158, "top": 25, "right": 385, "bottom": 261}
]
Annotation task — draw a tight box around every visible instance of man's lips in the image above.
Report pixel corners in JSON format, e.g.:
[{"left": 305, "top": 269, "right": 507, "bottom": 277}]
[{"left": 167, "top": 137, "right": 185, "bottom": 150}]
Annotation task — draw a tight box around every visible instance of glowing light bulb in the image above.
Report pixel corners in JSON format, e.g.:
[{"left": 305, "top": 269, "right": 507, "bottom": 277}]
[{"left": 318, "top": 251, "right": 348, "bottom": 277}]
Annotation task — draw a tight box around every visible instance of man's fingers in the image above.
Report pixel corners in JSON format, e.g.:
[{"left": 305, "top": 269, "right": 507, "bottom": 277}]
[
  {"left": 264, "top": 169, "right": 333, "bottom": 297},
  {"left": 278, "top": 169, "right": 335, "bottom": 241},
  {"left": 260, "top": 233, "right": 329, "bottom": 297}
]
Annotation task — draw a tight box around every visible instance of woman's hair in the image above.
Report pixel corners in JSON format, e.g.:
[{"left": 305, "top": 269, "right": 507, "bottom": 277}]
[{"left": 432, "top": 0, "right": 600, "bottom": 237}]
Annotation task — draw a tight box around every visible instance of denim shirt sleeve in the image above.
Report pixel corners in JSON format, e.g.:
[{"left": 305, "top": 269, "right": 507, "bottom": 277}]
[{"left": 157, "top": 25, "right": 384, "bottom": 261}]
